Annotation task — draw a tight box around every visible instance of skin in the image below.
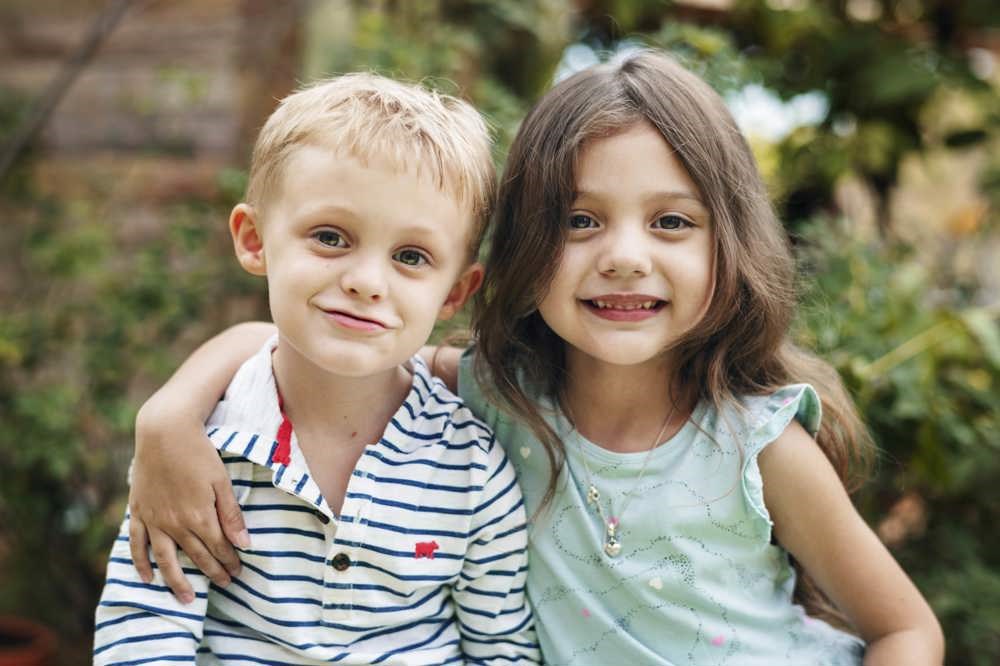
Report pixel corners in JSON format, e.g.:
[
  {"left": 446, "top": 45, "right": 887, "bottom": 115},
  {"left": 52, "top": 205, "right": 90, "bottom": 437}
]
[{"left": 130, "top": 124, "right": 943, "bottom": 664}]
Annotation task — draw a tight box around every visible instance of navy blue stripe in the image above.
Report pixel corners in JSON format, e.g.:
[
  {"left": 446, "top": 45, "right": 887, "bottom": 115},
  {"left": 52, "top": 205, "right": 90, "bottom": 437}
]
[
  {"left": 364, "top": 448, "right": 486, "bottom": 472},
  {"left": 220, "top": 431, "right": 238, "bottom": 452},
  {"left": 370, "top": 613, "right": 454, "bottom": 664},
  {"left": 247, "top": 526, "right": 323, "bottom": 540},
  {"left": 344, "top": 492, "right": 474, "bottom": 516},
  {"left": 357, "top": 517, "right": 471, "bottom": 539},
  {"left": 359, "top": 472, "right": 482, "bottom": 494},
  {"left": 105, "top": 578, "right": 207, "bottom": 599},
  {"left": 474, "top": 474, "right": 519, "bottom": 514},
  {"left": 469, "top": 498, "right": 526, "bottom": 540},
  {"left": 220, "top": 576, "right": 321, "bottom": 607},
  {"left": 322, "top": 586, "right": 442, "bottom": 613},
  {"left": 242, "top": 549, "right": 325, "bottom": 563},
  {"left": 242, "top": 433, "right": 259, "bottom": 457},
  {"left": 104, "top": 656, "right": 193, "bottom": 666},
  {"left": 93, "top": 631, "right": 197, "bottom": 655},
  {"left": 464, "top": 546, "right": 526, "bottom": 566},
  {"left": 352, "top": 559, "right": 455, "bottom": 583},
  {"left": 98, "top": 600, "right": 203, "bottom": 622},
  {"left": 458, "top": 610, "right": 533, "bottom": 637},
  {"left": 294, "top": 473, "right": 309, "bottom": 494},
  {"left": 241, "top": 503, "right": 315, "bottom": 514},
  {"left": 94, "top": 610, "right": 156, "bottom": 631},
  {"left": 335, "top": 539, "right": 463, "bottom": 562}
]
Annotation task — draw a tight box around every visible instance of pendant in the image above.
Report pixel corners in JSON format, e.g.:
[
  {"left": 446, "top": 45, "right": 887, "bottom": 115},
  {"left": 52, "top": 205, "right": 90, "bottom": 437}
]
[
  {"left": 586, "top": 484, "right": 600, "bottom": 505},
  {"left": 604, "top": 518, "right": 621, "bottom": 557}
]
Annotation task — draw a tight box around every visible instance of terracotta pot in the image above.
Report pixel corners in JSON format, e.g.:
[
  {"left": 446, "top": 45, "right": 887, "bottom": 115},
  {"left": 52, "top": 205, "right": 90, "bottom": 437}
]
[{"left": 0, "top": 617, "right": 56, "bottom": 666}]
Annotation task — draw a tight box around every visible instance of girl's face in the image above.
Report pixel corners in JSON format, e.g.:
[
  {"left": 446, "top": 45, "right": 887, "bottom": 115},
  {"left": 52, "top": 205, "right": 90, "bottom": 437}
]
[{"left": 537, "top": 121, "right": 714, "bottom": 372}]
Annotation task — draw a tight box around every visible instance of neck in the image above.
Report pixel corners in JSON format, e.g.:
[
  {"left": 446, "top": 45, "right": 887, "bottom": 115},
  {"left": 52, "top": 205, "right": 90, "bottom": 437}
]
[
  {"left": 563, "top": 351, "right": 693, "bottom": 454},
  {"left": 271, "top": 339, "right": 411, "bottom": 445}
]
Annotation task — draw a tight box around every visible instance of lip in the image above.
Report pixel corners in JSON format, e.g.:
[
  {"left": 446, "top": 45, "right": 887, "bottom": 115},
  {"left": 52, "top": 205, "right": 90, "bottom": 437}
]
[
  {"left": 321, "top": 308, "right": 389, "bottom": 332},
  {"left": 580, "top": 293, "right": 666, "bottom": 322}
]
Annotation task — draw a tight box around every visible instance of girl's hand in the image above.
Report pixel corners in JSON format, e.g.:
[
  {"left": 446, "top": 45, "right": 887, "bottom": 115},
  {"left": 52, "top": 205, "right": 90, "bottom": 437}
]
[
  {"left": 418, "top": 345, "right": 463, "bottom": 392},
  {"left": 127, "top": 322, "right": 275, "bottom": 601},
  {"left": 129, "top": 403, "right": 249, "bottom": 601},
  {"left": 761, "top": 422, "right": 945, "bottom": 665}
]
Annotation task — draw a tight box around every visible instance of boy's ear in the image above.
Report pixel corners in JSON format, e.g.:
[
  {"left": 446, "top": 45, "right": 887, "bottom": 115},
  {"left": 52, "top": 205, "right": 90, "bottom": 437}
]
[
  {"left": 438, "top": 262, "right": 484, "bottom": 321},
  {"left": 229, "top": 203, "right": 266, "bottom": 276}
]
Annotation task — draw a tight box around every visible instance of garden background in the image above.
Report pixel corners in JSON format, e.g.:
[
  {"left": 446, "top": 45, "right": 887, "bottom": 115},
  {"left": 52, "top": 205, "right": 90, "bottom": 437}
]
[{"left": 1, "top": 0, "right": 998, "bottom": 663}]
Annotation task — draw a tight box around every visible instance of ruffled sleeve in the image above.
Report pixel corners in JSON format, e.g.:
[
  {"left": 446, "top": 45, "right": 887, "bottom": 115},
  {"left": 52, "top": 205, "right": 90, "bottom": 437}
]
[{"left": 740, "top": 384, "right": 823, "bottom": 534}]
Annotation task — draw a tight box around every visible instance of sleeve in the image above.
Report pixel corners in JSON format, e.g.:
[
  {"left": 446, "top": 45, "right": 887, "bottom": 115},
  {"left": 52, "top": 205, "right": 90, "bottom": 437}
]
[
  {"left": 453, "top": 432, "right": 540, "bottom": 665},
  {"left": 456, "top": 346, "right": 503, "bottom": 432},
  {"left": 740, "top": 384, "right": 823, "bottom": 537},
  {"left": 93, "top": 511, "right": 209, "bottom": 665}
]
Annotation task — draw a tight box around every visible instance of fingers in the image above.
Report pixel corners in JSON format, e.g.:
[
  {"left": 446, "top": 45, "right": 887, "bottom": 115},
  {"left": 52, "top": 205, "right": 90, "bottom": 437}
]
[
  {"left": 129, "top": 515, "right": 153, "bottom": 584},
  {"left": 176, "top": 527, "right": 233, "bottom": 591},
  {"left": 215, "top": 479, "right": 251, "bottom": 551},
  {"left": 148, "top": 527, "right": 196, "bottom": 604}
]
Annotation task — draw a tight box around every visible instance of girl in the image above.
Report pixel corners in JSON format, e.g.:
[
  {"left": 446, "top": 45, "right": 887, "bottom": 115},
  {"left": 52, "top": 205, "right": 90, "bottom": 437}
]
[{"left": 127, "top": 51, "right": 943, "bottom": 664}]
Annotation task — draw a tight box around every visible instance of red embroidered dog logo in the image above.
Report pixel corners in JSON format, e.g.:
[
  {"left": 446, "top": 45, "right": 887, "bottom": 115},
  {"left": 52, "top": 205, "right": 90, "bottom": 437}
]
[{"left": 414, "top": 541, "right": 439, "bottom": 559}]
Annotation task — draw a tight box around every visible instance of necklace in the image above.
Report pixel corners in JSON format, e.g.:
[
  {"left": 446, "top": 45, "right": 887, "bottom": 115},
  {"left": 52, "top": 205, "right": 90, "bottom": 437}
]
[{"left": 567, "top": 401, "right": 676, "bottom": 558}]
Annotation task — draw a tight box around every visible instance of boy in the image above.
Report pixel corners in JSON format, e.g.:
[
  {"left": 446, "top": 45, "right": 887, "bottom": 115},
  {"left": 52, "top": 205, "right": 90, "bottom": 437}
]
[{"left": 94, "top": 74, "right": 539, "bottom": 665}]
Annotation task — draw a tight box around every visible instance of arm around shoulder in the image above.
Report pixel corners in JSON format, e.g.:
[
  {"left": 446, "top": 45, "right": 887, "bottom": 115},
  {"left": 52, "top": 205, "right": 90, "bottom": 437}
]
[
  {"left": 129, "top": 321, "right": 275, "bottom": 598},
  {"left": 759, "top": 422, "right": 944, "bottom": 665}
]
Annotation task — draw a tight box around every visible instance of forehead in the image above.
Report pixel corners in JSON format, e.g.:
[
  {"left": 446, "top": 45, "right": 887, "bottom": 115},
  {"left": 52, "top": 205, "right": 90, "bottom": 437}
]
[
  {"left": 271, "top": 144, "right": 474, "bottom": 237},
  {"left": 574, "top": 122, "right": 703, "bottom": 204}
]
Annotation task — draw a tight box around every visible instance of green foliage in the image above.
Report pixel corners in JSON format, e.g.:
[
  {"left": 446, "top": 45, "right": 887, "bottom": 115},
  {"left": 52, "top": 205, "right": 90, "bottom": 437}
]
[
  {"left": 797, "top": 218, "right": 1000, "bottom": 664},
  {"left": 0, "top": 160, "right": 263, "bottom": 660}
]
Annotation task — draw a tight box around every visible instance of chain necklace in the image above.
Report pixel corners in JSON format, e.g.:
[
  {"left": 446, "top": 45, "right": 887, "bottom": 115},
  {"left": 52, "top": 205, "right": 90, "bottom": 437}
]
[{"left": 567, "top": 401, "right": 677, "bottom": 558}]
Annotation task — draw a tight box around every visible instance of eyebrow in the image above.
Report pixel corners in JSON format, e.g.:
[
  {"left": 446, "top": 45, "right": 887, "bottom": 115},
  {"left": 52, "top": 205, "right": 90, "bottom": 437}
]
[
  {"left": 296, "top": 205, "right": 454, "bottom": 240},
  {"left": 573, "top": 189, "right": 707, "bottom": 207}
]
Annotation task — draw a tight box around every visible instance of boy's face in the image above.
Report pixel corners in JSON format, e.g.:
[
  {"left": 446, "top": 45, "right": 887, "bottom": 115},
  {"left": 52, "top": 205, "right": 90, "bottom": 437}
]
[{"left": 230, "top": 144, "right": 481, "bottom": 378}]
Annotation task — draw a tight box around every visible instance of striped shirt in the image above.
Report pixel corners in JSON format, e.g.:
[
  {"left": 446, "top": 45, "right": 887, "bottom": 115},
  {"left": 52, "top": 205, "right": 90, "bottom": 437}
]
[{"left": 94, "top": 337, "right": 539, "bottom": 665}]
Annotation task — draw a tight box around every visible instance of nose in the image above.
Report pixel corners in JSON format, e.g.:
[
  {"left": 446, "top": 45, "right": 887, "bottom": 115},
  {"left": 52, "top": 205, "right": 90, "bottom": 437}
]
[
  {"left": 597, "top": 225, "right": 651, "bottom": 277},
  {"left": 340, "top": 253, "right": 387, "bottom": 302}
]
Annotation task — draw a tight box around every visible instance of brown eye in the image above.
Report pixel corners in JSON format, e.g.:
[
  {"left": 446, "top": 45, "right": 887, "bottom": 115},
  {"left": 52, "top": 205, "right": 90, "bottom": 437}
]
[
  {"left": 653, "top": 214, "right": 692, "bottom": 231},
  {"left": 569, "top": 214, "right": 597, "bottom": 229}
]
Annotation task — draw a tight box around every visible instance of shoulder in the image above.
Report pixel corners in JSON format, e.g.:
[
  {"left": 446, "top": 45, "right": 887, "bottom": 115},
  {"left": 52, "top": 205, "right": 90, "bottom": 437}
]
[{"left": 410, "top": 354, "right": 496, "bottom": 458}]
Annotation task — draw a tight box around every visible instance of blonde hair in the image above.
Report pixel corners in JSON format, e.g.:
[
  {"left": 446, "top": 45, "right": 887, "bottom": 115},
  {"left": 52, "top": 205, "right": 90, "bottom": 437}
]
[{"left": 246, "top": 73, "right": 495, "bottom": 252}]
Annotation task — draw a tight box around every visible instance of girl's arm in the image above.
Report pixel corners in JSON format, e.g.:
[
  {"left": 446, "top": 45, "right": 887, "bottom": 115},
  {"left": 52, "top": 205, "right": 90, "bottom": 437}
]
[
  {"left": 760, "top": 422, "right": 944, "bottom": 665},
  {"left": 130, "top": 322, "right": 275, "bottom": 602}
]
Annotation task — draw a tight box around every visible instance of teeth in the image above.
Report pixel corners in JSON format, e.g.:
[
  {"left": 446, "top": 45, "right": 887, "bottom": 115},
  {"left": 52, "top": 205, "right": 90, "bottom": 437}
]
[{"left": 592, "top": 300, "right": 658, "bottom": 310}]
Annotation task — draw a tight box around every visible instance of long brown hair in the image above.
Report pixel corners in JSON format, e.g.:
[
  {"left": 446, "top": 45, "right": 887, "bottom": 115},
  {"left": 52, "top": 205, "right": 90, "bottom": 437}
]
[{"left": 473, "top": 50, "right": 873, "bottom": 627}]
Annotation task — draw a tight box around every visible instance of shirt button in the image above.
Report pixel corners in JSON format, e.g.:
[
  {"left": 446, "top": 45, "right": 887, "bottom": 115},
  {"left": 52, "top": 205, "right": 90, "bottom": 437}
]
[{"left": 331, "top": 552, "right": 351, "bottom": 571}]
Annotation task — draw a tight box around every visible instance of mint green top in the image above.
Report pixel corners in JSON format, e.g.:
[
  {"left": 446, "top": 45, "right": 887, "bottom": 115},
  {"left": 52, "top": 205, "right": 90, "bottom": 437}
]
[{"left": 458, "top": 350, "right": 864, "bottom": 666}]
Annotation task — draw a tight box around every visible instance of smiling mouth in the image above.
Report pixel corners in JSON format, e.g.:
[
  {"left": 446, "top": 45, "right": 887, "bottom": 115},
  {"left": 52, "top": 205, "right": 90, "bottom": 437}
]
[
  {"left": 322, "top": 309, "right": 389, "bottom": 332},
  {"left": 587, "top": 298, "right": 664, "bottom": 311},
  {"left": 580, "top": 296, "right": 666, "bottom": 321}
]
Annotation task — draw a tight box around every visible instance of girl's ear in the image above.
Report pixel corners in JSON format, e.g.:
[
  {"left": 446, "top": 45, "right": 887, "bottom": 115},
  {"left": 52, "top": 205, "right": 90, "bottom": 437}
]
[
  {"left": 229, "top": 203, "right": 266, "bottom": 276},
  {"left": 438, "top": 262, "right": 485, "bottom": 321}
]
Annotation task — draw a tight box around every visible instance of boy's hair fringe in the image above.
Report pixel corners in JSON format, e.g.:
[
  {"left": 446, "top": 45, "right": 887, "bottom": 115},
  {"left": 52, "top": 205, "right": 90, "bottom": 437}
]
[
  {"left": 246, "top": 73, "right": 495, "bottom": 254},
  {"left": 472, "top": 49, "right": 874, "bottom": 630}
]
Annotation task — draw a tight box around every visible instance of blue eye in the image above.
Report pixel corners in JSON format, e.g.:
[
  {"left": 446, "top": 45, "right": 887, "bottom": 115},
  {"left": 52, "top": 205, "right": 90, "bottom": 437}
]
[
  {"left": 653, "top": 214, "right": 692, "bottom": 230},
  {"left": 313, "top": 229, "right": 347, "bottom": 247},
  {"left": 394, "top": 248, "right": 429, "bottom": 267},
  {"left": 569, "top": 214, "right": 597, "bottom": 229}
]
